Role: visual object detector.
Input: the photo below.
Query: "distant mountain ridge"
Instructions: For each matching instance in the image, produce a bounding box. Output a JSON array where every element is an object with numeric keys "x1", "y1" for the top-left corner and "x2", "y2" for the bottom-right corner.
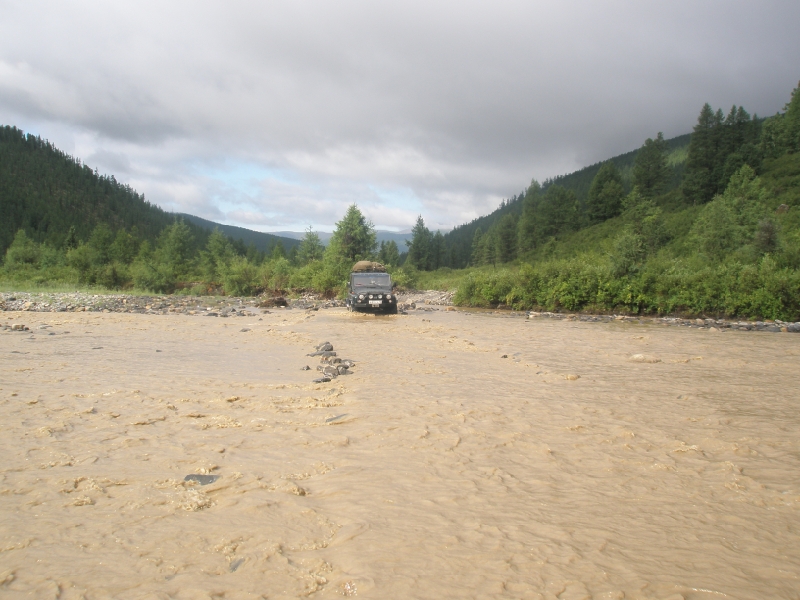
[
  {"x1": 273, "y1": 229, "x2": 423, "y2": 247},
  {"x1": 178, "y1": 214, "x2": 299, "y2": 252}
]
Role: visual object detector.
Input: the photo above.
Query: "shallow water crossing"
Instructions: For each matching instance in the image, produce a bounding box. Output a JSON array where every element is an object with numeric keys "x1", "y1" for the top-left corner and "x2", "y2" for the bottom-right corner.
[{"x1": 1, "y1": 307, "x2": 799, "y2": 599}]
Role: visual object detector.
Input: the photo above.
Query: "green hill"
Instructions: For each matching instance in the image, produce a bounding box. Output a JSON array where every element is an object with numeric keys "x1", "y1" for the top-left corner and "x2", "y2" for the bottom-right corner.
[
  {"x1": 0, "y1": 125, "x2": 297, "y2": 255},
  {"x1": 178, "y1": 213, "x2": 299, "y2": 253},
  {"x1": 443, "y1": 133, "x2": 693, "y2": 268},
  {"x1": 0, "y1": 125, "x2": 180, "y2": 253}
]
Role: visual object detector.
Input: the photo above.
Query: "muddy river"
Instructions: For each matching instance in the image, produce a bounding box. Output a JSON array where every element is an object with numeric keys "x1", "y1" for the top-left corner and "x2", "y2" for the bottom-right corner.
[{"x1": 1, "y1": 307, "x2": 798, "y2": 599}]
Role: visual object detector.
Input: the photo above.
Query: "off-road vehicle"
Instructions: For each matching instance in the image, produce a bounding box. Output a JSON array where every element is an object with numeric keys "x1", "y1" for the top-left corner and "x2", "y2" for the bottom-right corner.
[{"x1": 345, "y1": 261, "x2": 398, "y2": 314}]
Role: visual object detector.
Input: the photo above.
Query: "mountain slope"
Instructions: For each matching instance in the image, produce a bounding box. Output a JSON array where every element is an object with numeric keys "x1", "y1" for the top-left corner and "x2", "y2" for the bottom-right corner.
[
  {"x1": 178, "y1": 214, "x2": 299, "y2": 252},
  {"x1": 0, "y1": 125, "x2": 178, "y2": 252},
  {"x1": 443, "y1": 132, "x2": 692, "y2": 268},
  {"x1": 0, "y1": 125, "x2": 298, "y2": 255}
]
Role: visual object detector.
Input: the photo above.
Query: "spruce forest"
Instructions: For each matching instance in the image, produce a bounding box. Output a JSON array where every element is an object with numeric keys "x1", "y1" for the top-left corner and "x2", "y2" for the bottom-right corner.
[{"x1": 2, "y1": 81, "x2": 799, "y2": 320}]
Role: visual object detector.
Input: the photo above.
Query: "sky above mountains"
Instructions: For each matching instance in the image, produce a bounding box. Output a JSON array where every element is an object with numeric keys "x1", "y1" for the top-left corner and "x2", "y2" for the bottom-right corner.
[{"x1": 1, "y1": 1, "x2": 798, "y2": 233}]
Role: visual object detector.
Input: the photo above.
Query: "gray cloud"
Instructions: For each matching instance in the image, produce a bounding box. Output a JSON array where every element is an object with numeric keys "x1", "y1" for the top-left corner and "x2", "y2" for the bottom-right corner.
[{"x1": 1, "y1": 1, "x2": 798, "y2": 231}]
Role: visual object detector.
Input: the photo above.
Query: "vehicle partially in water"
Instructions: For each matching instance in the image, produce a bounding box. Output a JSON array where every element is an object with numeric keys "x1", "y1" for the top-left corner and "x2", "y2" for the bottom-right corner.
[{"x1": 345, "y1": 261, "x2": 398, "y2": 314}]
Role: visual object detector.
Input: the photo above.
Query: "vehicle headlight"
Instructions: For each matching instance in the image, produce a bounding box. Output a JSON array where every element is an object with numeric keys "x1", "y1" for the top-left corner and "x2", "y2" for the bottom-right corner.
[
  {"x1": 378, "y1": 294, "x2": 383, "y2": 299},
  {"x1": 368, "y1": 294, "x2": 373, "y2": 299},
  {"x1": 358, "y1": 294, "x2": 365, "y2": 300},
  {"x1": 386, "y1": 294, "x2": 392, "y2": 300}
]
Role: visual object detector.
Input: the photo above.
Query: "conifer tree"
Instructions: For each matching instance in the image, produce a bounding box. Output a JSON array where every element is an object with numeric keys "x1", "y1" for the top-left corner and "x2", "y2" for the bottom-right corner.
[
  {"x1": 496, "y1": 213, "x2": 518, "y2": 263},
  {"x1": 633, "y1": 133, "x2": 669, "y2": 197},
  {"x1": 587, "y1": 162, "x2": 624, "y2": 223},
  {"x1": 407, "y1": 216, "x2": 432, "y2": 270},
  {"x1": 683, "y1": 104, "x2": 718, "y2": 204},
  {"x1": 471, "y1": 227, "x2": 484, "y2": 265},
  {"x1": 297, "y1": 228, "x2": 324, "y2": 264},
  {"x1": 516, "y1": 180, "x2": 541, "y2": 255},
  {"x1": 431, "y1": 230, "x2": 445, "y2": 269},
  {"x1": 326, "y1": 204, "x2": 377, "y2": 262},
  {"x1": 378, "y1": 240, "x2": 400, "y2": 267}
]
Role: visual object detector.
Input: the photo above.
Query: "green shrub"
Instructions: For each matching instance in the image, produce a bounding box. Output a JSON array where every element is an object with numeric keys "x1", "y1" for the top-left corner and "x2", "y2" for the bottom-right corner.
[{"x1": 131, "y1": 260, "x2": 176, "y2": 294}]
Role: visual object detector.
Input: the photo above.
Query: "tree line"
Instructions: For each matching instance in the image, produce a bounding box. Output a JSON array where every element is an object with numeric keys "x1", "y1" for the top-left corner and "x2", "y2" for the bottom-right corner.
[{"x1": 2, "y1": 203, "x2": 416, "y2": 296}]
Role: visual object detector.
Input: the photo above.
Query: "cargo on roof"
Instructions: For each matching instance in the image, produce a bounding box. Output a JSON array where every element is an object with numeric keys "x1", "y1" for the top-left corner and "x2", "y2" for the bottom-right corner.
[{"x1": 351, "y1": 261, "x2": 386, "y2": 273}]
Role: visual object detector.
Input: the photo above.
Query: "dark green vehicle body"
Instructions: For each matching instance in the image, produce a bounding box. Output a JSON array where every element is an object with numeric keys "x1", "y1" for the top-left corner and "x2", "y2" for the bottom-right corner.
[{"x1": 346, "y1": 271, "x2": 398, "y2": 314}]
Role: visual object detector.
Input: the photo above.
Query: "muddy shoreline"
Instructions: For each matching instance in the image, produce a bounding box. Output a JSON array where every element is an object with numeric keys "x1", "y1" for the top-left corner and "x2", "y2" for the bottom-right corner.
[{"x1": 2, "y1": 290, "x2": 799, "y2": 334}]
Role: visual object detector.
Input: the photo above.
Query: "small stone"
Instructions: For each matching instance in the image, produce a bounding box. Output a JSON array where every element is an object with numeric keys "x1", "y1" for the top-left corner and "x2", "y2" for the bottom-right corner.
[
  {"x1": 301, "y1": 365, "x2": 311, "y2": 370},
  {"x1": 184, "y1": 474, "x2": 219, "y2": 485},
  {"x1": 313, "y1": 377, "x2": 332, "y2": 383},
  {"x1": 500, "y1": 354, "x2": 508, "y2": 358},
  {"x1": 564, "y1": 374, "x2": 580, "y2": 380},
  {"x1": 240, "y1": 328, "x2": 250, "y2": 332},
  {"x1": 629, "y1": 354, "x2": 661, "y2": 363}
]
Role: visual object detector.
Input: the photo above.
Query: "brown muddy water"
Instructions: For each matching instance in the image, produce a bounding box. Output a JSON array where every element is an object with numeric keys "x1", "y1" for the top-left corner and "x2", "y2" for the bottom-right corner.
[{"x1": 1, "y1": 308, "x2": 799, "y2": 599}]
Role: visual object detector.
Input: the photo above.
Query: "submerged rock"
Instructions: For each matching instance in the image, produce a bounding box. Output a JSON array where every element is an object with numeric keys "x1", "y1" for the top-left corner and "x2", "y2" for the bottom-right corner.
[
  {"x1": 184, "y1": 474, "x2": 219, "y2": 485},
  {"x1": 629, "y1": 354, "x2": 661, "y2": 363}
]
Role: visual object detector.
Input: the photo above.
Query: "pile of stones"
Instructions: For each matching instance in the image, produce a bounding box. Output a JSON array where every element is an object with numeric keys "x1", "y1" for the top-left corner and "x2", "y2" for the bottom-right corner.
[
  {"x1": 305, "y1": 342, "x2": 357, "y2": 383},
  {"x1": 397, "y1": 290, "x2": 455, "y2": 306}
]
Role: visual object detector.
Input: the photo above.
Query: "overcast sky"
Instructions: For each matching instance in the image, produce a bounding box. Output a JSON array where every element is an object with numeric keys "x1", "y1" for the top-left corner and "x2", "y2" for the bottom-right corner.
[{"x1": 1, "y1": 1, "x2": 798, "y2": 232}]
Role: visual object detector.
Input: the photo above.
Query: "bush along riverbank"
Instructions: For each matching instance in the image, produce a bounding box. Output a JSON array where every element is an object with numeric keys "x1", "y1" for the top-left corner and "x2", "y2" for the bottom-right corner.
[{"x1": 452, "y1": 252, "x2": 800, "y2": 322}]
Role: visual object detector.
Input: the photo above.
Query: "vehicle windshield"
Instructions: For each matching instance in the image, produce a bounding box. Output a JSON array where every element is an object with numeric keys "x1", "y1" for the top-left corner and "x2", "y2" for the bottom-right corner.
[{"x1": 351, "y1": 273, "x2": 392, "y2": 290}]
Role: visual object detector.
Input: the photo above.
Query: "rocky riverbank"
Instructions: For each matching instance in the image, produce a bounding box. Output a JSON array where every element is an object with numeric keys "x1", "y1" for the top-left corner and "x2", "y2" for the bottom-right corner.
[
  {"x1": 2, "y1": 290, "x2": 799, "y2": 332},
  {"x1": 0, "y1": 291, "x2": 344, "y2": 316}
]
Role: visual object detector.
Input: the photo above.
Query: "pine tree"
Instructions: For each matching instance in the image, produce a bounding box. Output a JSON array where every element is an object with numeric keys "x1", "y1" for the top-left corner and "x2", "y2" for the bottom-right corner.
[
  {"x1": 326, "y1": 204, "x2": 377, "y2": 262},
  {"x1": 516, "y1": 180, "x2": 541, "y2": 255},
  {"x1": 683, "y1": 104, "x2": 718, "y2": 204},
  {"x1": 587, "y1": 162, "x2": 624, "y2": 223},
  {"x1": 297, "y1": 227, "x2": 324, "y2": 264},
  {"x1": 406, "y1": 216, "x2": 432, "y2": 270},
  {"x1": 378, "y1": 240, "x2": 400, "y2": 266},
  {"x1": 431, "y1": 230, "x2": 445, "y2": 269},
  {"x1": 633, "y1": 133, "x2": 669, "y2": 197},
  {"x1": 471, "y1": 227, "x2": 484, "y2": 265},
  {"x1": 496, "y1": 213, "x2": 518, "y2": 263}
]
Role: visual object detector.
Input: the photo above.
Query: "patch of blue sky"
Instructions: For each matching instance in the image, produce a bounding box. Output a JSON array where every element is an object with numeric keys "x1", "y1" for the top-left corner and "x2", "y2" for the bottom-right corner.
[{"x1": 196, "y1": 159, "x2": 304, "y2": 197}]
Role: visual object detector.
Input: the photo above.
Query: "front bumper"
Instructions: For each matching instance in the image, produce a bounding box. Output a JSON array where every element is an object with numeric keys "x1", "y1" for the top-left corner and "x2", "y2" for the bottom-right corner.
[{"x1": 349, "y1": 295, "x2": 397, "y2": 311}]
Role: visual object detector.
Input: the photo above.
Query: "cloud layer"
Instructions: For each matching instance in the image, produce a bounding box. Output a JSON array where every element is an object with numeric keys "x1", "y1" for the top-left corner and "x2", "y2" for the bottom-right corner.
[{"x1": 2, "y1": 1, "x2": 798, "y2": 231}]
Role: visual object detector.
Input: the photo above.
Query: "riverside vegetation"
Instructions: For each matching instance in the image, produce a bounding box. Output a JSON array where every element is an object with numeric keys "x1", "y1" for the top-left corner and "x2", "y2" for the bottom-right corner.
[{"x1": 2, "y1": 82, "x2": 800, "y2": 320}]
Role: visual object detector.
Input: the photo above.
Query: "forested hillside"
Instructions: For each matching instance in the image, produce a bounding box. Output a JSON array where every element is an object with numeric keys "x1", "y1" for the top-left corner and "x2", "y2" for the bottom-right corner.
[
  {"x1": 438, "y1": 82, "x2": 800, "y2": 320},
  {"x1": 0, "y1": 125, "x2": 298, "y2": 257},
  {"x1": 0, "y1": 126, "x2": 179, "y2": 253},
  {"x1": 178, "y1": 213, "x2": 299, "y2": 253},
  {"x1": 442, "y1": 133, "x2": 693, "y2": 269}
]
